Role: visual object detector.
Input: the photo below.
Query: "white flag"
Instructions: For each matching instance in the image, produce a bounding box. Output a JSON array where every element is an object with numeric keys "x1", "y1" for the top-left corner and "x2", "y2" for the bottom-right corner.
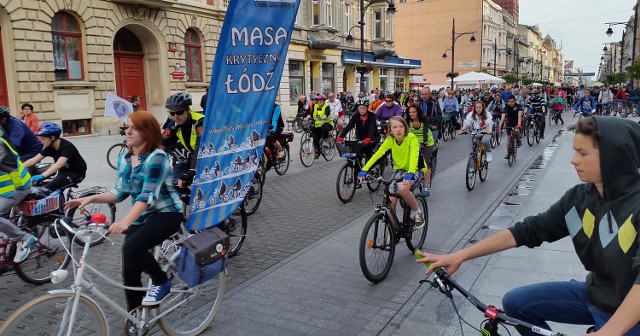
[{"x1": 105, "y1": 92, "x2": 133, "y2": 122}]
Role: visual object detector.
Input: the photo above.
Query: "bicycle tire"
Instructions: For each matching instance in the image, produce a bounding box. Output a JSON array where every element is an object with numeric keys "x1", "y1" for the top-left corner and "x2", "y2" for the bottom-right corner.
[
  {"x1": 274, "y1": 147, "x2": 290, "y2": 176},
  {"x1": 0, "y1": 293, "x2": 108, "y2": 335},
  {"x1": 292, "y1": 120, "x2": 304, "y2": 133},
  {"x1": 106, "y1": 143, "x2": 127, "y2": 170},
  {"x1": 450, "y1": 124, "x2": 456, "y2": 139},
  {"x1": 159, "y1": 271, "x2": 227, "y2": 336},
  {"x1": 490, "y1": 134, "x2": 497, "y2": 148},
  {"x1": 66, "y1": 198, "x2": 116, "y2": 247},
  {"x1": 321, "y1": 137, "x2": 336, "y2": 161},
  {"x1": 336, "y1": 162, "x2": 356, "y2": 204},
  {"x1": 479, "y1": 150, "x2": 488, "y2": 182},
  {"x1": 243, "y1": 174, "x2": 263, "y2": 216},
  {"x1": 405, "y1": 195, "x2": 428, "y2": 252},
  {"x1": 14, "y1": 221, "x2": 73, "y2": 285},
  {"x1": 442, "y1": 123, "x2": 449, "y2": 141},
  {"x1": 366, "y1": 161, "x2": 384, "y2": 192},
  {"x1": 299, "y1": 138, "x2": 315, "y2": 167},
  {"x1": 496, "y1": 130, "x2": 501, "y2": 145},
  {"x1": 359, "y1": 212, "x2": 395, "y2": 283},
  {"x1": 465, "y1": 154, "x2": 476, "y2": 191},
  {"x1": 224, "y1": 205, "x2": 247, "y2": 258},
  {"x1": 526, "y1": 124, "x2": 535, "y2": 146}
]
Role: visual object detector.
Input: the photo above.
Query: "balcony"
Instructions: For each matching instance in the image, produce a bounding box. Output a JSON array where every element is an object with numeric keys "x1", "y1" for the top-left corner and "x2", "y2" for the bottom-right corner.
[{"x1": 105, "y1": 0, "x2": 179, "y2": 9}]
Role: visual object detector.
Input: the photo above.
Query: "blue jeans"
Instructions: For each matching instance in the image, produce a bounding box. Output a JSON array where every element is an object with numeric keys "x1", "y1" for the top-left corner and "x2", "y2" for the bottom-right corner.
[{"x1": 502, "y1": 280, "x2": 640, "y2": 335}]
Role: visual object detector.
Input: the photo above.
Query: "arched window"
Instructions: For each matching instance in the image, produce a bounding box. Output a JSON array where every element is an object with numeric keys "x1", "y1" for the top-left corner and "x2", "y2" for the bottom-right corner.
[
  {"x1": 184, "y1": 29, "x2": 202, "y2": 82},
  {"x1": 51, "y1": 12, "x2": 84, "y2": 81}
]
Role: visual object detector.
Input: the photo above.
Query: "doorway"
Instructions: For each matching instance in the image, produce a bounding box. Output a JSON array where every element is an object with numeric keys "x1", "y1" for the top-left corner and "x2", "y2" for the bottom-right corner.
[{"x1": 113, "y1": 28, "x2": 146, "y2": 110}]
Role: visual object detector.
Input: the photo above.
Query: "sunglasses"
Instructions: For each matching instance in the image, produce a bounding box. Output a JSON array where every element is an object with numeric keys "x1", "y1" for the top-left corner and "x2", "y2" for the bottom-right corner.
[
  {"x1": 386, "y1": 99, "x2": 394, "y2": 102},
  {"x1": 169, "y1": 110, "x2": 186, "y2": 116}
]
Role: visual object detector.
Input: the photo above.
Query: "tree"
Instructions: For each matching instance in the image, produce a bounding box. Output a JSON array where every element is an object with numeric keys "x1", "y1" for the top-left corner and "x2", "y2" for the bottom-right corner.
[
  {"x1": 502, "y1": 73, "x2": 517, "y2": 84},
  {"x1": 446, "y1": 72, "x2": 459, "y2": 79},
  {"x1": 626, "y1": 61, "x2": 640, "y2": 80},
  {"x1": 523, "y1": 78, "x2": 534, "y2": 86}
]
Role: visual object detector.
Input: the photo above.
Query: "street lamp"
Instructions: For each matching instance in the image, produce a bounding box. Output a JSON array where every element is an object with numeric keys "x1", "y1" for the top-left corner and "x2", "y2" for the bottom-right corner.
[
  {"x1": 606, "y1": 11, "x2": 638, "y2": 64},
  {"x1": 491, "y1": 38, "x2": 512, "y2": 77},
  {"x1": 441, "y1": 18, "x2": 477, "y2": 88},
  {"x1": 350, "y1": 0, "x2": 396, "y2": 95}
]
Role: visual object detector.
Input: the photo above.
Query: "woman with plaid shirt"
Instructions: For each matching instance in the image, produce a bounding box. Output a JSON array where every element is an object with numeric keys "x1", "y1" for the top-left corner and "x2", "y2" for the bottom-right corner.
[{"x1": 65, "y1": 111, "x2": 183, "y2": 312}]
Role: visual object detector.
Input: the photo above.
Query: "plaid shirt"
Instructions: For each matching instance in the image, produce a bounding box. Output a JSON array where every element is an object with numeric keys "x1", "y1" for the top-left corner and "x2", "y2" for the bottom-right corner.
[{"x1": 110, "y1": 148, "x2": 183, "y2": 225}]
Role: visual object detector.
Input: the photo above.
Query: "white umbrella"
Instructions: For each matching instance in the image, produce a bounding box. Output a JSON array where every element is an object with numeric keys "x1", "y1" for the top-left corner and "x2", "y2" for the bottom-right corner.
[
  {"x1": 593, "y1": 82, "x2": 605, "y2": 86},
  {"x1": 452, "y1": 71, "x2": 506, "y2": 86}
]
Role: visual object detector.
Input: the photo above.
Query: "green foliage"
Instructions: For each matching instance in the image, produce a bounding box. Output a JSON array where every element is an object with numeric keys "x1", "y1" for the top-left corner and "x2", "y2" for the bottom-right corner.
[
  {"x1": 523, "y1": 78, "x2": 534, "y2": 85},
  {"x1": 626, "y1": 61, "x2": 640, "y2": 80},
  {"x1": 502, "y1": 73, "x2": 517, "y2": 84},
  {"x1": 446, "y1": 72, "x2": 459, "y2": 79}
]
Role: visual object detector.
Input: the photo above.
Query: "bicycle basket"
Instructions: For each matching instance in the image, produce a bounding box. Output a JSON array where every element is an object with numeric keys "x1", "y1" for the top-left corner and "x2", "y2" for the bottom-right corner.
[
  {"x1": 336, "y1": 140, "x2": 358, "y2": 158},
  {"x1": 302, "y1": 119, "x2": 313, "y2": 131},
  {"x1": 442, "y1": 113, "x2": 451, "y2": 122},
  {"x1": 17, "y1": 192, "x2": 61, "y2": 216}
]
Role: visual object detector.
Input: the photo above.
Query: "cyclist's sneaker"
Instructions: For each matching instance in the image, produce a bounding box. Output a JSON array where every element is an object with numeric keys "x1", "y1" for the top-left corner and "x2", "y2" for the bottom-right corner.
[
  {"x1": 486, "y1": 152, "x2": 493, "y2": 163},
  {"x1": 411, "y1": 210, "x2": 425, "y2": 229},
  {"x1": 422, "y1": 186, "x2": 430, "y2": 196},
  {"x1": 142, "y1": 279, "x2": 172, "y2": 306},
  {"x1": 14, "y1": 235, "x2": 37, "y2": 263},
  {"x1": 276, "y1": 150, "x2": 285, "y2": 159},
  {"x1": 504, "y1": 154, "x2": 509, "y2": 159}
]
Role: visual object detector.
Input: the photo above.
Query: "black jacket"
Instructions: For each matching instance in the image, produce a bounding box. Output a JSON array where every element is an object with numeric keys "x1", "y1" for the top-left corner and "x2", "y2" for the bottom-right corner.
[
  {"x1": 338, "y1": 112, "x2": 379, "y2": 142},
  {"x1": 508, "y1": 116, "x2": 640, "y2": 313}
]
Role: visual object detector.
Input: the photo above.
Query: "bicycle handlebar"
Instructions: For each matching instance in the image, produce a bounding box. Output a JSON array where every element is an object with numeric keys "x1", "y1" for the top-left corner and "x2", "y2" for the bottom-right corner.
[{"x1": 414, "y1": 250, "x2": 568, "y2": 336}]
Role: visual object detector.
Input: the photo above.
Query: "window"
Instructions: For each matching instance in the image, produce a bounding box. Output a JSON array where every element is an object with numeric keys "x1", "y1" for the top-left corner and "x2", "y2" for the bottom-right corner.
[
  {"x1": 63, "y1": 119, "x2": 91, "y2": 136},
  {"x1": 51, "y1": 12, "x2": 83, "y2": 81},
  {"x1": 374, "y1": 10, "x2": 382, "y2": 39},
  {"x1": 344, "y1": 4, "x2": 351, "y2": 34},
  {"x1": 379, "y1": 68, "x2": 387, "y2": 91},
  {"x1": 321, "y1": 63, "x2": 334, "y2": 95},
  {"x1": 386, "y1": 12, "x2": 393, "y2": 39},
  {"x1": 184, "y1": 29, "x2": 202, "y2": 82},
  {"x1": 312, "y1": 0, "x2": 320, "y2": 25},
  {"x1": 326, "y1": 0, "x2": 333, "y2": 27},
  {"x1": 395, "y1": 69, "x2": 406, "y2": 92},
  {"x1": 289, "y1": 61, "x2": 305, "y2": 105}
]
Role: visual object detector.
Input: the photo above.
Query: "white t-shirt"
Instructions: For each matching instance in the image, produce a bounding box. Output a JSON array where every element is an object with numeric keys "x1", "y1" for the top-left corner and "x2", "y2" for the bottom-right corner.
[
  {"x1": 464, "y1": 112, "x2": 493, "y2": 131},
  {"x1": 327, "y1": 99, "x2": 343, "y2": 119}
]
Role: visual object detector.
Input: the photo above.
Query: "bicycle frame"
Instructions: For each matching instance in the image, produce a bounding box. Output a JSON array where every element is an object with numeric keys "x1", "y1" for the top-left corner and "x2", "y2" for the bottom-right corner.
[{"x1": 52, "y1": 220, "x2": 204, "y2": 335}]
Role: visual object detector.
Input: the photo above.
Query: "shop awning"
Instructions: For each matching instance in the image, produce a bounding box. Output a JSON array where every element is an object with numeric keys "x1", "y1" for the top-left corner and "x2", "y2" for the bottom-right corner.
[{"x1": 342, "y1": 51, "x2": 421, "y2": 69}]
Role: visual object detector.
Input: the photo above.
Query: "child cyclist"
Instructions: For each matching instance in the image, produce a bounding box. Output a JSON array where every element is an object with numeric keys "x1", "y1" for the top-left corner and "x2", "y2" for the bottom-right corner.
[
  {"x1": 405, "y1": 104, "x2": 436, "y2": 196},
  {"x1": 357, "y1": 116, "x2": 424, "y2": 228}
]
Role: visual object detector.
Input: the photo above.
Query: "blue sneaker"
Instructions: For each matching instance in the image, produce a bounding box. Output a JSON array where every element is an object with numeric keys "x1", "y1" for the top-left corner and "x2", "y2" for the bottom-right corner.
[
  {"x1": 422, "y1": 187, "x2": 430, "y2": 196},
  {"x1": 14, "y1": 235, "x2": 37, "y2": 263},
  {"x1": 142, "y1": 279, "x2": 172, "y2": 306}
]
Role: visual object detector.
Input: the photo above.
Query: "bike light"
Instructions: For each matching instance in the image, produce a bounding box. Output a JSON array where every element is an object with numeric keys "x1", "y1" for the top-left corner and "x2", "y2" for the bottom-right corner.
[
  {"x1": 51, "y1": 270, "x2": 68, "y2": 284},
  {"x1": 91, "y1": 213, "x2": 107, "y2": 224}
]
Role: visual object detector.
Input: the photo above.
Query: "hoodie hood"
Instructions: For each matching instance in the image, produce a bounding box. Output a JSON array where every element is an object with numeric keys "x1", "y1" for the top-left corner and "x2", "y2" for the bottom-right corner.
[{"x1": 593, "y1": 116, "x2": 640, "y2": 200}]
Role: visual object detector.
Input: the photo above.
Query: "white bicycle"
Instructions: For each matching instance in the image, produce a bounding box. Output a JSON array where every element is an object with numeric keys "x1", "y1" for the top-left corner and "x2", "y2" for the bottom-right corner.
[{"x1": 0, "y1": 216, "x2": 227, "y2": 336}]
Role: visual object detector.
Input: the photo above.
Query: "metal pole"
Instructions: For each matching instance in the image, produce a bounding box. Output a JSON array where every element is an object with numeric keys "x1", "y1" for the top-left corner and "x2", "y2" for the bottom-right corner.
[
  {"x1": 621, "y1": 31, "x2": 625, "y2": 72},
  {"x1": 451, "y1": 18, "x2": 455, "y2": 89},
  {"x1": 494, "y1": 38, "x2": 497, "y2": 76},
  {"x1": 359, "y1": 0, "x2": 366, "y2": 95},
  {"x1": 633, "y1": 4, "x2": 638, "y2": 64}
]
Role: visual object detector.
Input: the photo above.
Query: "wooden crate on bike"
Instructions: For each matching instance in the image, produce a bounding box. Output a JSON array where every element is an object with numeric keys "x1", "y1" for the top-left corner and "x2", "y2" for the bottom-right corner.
[{"x1": 177, "y1": 226, "x2": 229, "y2": 287}]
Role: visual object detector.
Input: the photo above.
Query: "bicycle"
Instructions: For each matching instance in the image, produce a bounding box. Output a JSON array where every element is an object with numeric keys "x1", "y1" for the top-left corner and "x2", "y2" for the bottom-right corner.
[
  {"x1": 335, "y1": 140, "x2": 385, "y2": 203},
  {"x1": 415, "y1": 252, "x2": 573, "y2": 336},
  {"x1": 0, "y1": 217, "x2": 227, "y2": 336},
  {"x1": 525, "y1": 114, "x2": 540, "y2": 147},
  {"x1": 460, "y1": 131, "x2": 489, "y2": 191},
  {"x1": 441, "y1": 113, "x2": 456, "y2": 141},
  {"x1": 107, "y1": 126, "x2": 128, "y2": 170},
  {"x1": 299, "y1": 127, "x2": 336, "y2": 167},
  {"x1": 504, "y1": 127, "x2": 519, "y2": 167},
  {"x1": 358, "y1": 172, "x2": 428, "y2": 283},
  {"x1": 489, "y1": 113, "x2": 502, "y2": 149}
]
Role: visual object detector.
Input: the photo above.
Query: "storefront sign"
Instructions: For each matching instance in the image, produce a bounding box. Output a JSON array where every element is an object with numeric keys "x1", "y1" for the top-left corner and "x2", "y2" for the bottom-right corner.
[
  {"x1": 306, "y1": 50, "x2": 326, "y2": 61},
  {"x1": 187, "y1": 0, "x2": 300, "y2": 230},
  {"x1": 458, "y1": 61, "x2": 477, "y2": 68}
]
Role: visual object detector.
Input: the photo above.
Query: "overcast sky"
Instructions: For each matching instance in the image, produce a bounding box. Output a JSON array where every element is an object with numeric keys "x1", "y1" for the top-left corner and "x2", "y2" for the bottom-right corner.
[{"x1": 519, "y1": 0, "x2": 636, "y2": 78}]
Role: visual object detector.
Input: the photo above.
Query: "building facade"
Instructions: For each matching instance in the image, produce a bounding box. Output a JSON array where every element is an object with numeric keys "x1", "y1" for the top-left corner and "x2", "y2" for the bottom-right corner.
[
  {"x1": 480, "y1": 0, "x2": 507, "y2": 77},
  {"x1": 493, "y1": 0, "x2": 518, "y2": 20},
  {"x1": 0, "y1": 0, "x2": 228, "y2": 135}
]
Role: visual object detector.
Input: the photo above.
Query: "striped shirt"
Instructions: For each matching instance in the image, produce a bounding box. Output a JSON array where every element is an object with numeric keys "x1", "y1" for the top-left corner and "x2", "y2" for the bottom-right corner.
[
  {"x1": 110, "y1": 148, "x2": 183, "y2": 225},
  {"x1": 527, "y1": 97, "x2": 545, "y2": 114}
]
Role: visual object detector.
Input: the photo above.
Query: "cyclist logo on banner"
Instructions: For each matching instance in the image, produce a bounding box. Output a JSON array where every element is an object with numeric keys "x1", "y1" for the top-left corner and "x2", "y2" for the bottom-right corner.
[{"x1": 186, "y1": 0, "x2": 301, "y2": 231}]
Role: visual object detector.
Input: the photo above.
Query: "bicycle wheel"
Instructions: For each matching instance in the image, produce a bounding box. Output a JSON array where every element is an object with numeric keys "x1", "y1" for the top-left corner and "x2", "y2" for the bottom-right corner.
[
  {"x1": 479, "y1": 151, "x2": 488, "y2": 182},
  {"x1": 106, "y1": 143, "x2": 127, "y2": 170},
  {"x1": 224, "y1": 205, "x2": 247, "y2": 257},
  {"x1": 15, "y1": 221, "x2": 72, "y2": 285},
  {"x1": 405, "y1": 195, "x2": 428, "y2": 252},
  {"x1": 293, "y1": 120, "x2": 304, "y2": 133},
  {"x1": 336, "y1": 162, "x2": 356, "y2": 203},
  {"x1": 0, "y1": 293, "x2": 108, "y2": 335},
  {"x1": 359, "y1": 212, "x2": 395, "y2": 283},
  {"x1": 159, "y1": 271, "x2": 227, "y2": 336},
  {"x1": 273, "y1": 147, "x2": 290, "y2": 176},
  {"x1": 534, "y1": 122, "x2": 541, "y2": 143},
  {"x1": 526, "y1": 124, "x2": 535, "y2": 146},
  {"x1": 496, "y1": 129, "x2": 501, "y2": 145},
  {"x1": 366, "y1": 161, "x2": 384, "y2": 192},
  {"x1": 321, "y1": 137, "x2": 336, "y2": 161},
  {"x1": 243, "y1": 174, "x2": 263, "y2": 216},
  {"x1": 442, "y1": 123, "x2": 449, "y2": 141},
  {"x1": 490, "y1": 133, "x2": 497, "y2": 148},
  {"x1": 450, "y1": 124, "x2": 457, "y2": 139},
  {"x1": 299, "y1": 138, "x2": 315, "y2": 167},
  {"x1": 66, "y1": 198, "x2": 116, "y2": 247},
  {"x1": 508, "y1": 138, "x2": 516, "y2": 167},
  {"x1": 465, "y1": 154, "x2": 477, "y2": 191}
]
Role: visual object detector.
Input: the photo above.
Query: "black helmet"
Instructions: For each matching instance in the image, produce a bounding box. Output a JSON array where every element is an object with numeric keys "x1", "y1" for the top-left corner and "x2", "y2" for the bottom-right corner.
[
  {"x1": 0, "y1": 106, "x2": 10, "y2": 119},
  {"x1": 165, "y1": 93, "x2": 192, "y2": 110},
  {"x1": 530, "y1": 89, "x2": 539, "y2": 94}
]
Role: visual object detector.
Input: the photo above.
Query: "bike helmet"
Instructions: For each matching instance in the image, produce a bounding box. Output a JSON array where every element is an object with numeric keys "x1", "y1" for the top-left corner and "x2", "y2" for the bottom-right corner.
[
  {"x1": 530, "y1": 89, "x2": 539, "y2": 95},
  {"x1": 37, "y1": 122, "x2": 62, "y2": 137},
  {"x1": 0, "y1": 106, "x2": 10, "y2": 119},
  {"x1": 316, "y1": 94, "x2": 327, "y2": 100},
  {"x1": 165, "y1": 93, "x2": 192, "y2": 110}
]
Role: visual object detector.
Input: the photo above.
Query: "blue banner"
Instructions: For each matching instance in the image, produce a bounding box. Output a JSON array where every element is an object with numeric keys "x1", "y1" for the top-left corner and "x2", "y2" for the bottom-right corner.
[{"x1": 187, "y1": 0, "x2": 301, "y2": 230}]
